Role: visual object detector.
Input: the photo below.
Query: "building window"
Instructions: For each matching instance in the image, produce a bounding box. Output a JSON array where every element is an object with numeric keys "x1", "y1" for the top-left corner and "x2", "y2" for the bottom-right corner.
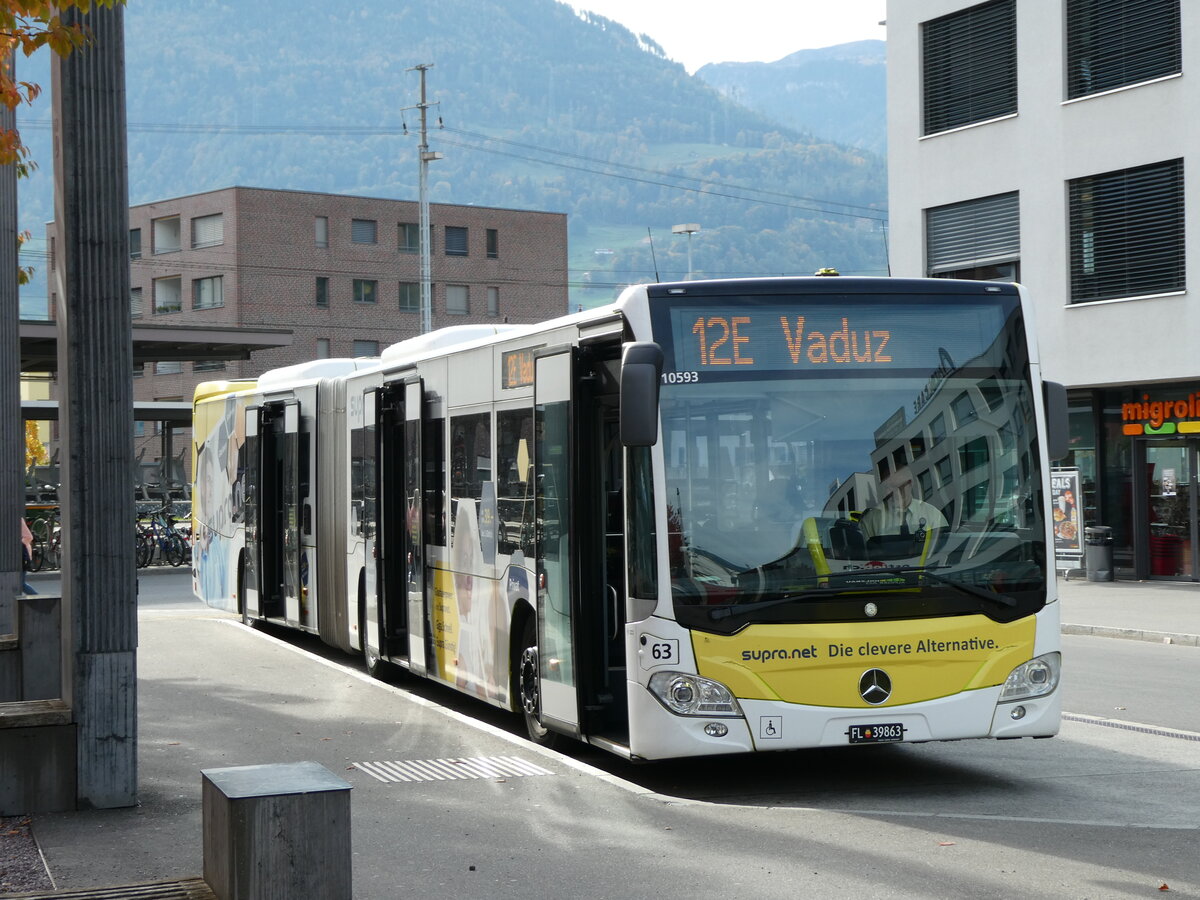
[
  {"x1": 352, "y1": 339, "x2": 379, "y2": 357},
  {"x1": 132, "y1": 363, "x2": 144, "y2": 378},
  {"x1": 316, "y1": 338, "x2": 331, "y2": 359},
  {"x1": 316, "y1": 276, "x2": 329, "y2": 308},
  {"x1": 399, "y1": 222, "x2": 420, "y2": 253},
  {"x1": 445, "y1": 226, "x2": 468, "y2": 257},
  {"x1": 192, "y1": 275, "x2": 224, "y2": 309},
  {"x1": 446, "y1": 284, "x2": 469, "y2": 315},
  {"x1": 154, "y1": 276, "x2": 182, "y2": 314},
  {"x1": 152, "y1": 216, "x2": 181, "y2": 254},
  {"x1": 951, "y1": 392, "x2": 978, "y2": 428},
  {"x1": 487, "y1": 286, "x2": 499, "y2": 316},
  {"x1": 353, "y1": 279, "x2": 378, "y2": 304},
  {"x1": 129, "y1": 228, "x2": 141, "y2": 260},
  {"x1": 926, "y1": 191, "x2": 1019, "y2": 280},
  {"x1": 194, "y1": 360, "x2": 227, "y2": 373},
  {"x1": 155, "y1": 361, "x2": 183, "y2": 375},
  {"x1": 351, "y1": 218, "x2": 378, "y2": 244},
  {"x1": 1066, "y1": 0, "x2": 1180, "y2": 99},
  {"x1": 191, "y1": 213, "x2": 224, "y2": 249},
  {"x1": 922, "y1": 0, "x2": 1016, "y2": 135},
  {"x1": 1068, "y1": 158, "x2": 1184, "y2": 303},
  {"x1": 486, "y1": 228, "x2": 498, "y2": 259},
  {"x1": 399, "y1": 282, "x2": 420, "y2": 312},
  {"x1": 130, "y1": 287, "x2": 143, "y2": 318},
  {"x1": 315, "y1": 216, "x2": 329, "y2": 248}
]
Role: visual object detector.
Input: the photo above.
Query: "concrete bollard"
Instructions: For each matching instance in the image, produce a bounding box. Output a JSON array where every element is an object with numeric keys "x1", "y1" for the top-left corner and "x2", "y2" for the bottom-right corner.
[{"x1": 202, "y1": 761, "x2": 352, "y2": 900}]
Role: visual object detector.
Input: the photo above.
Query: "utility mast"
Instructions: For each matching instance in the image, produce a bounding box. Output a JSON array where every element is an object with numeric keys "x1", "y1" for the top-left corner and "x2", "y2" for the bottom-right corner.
[{"x1": 404, "y1": 64, "x2": 441, "y2": 335}]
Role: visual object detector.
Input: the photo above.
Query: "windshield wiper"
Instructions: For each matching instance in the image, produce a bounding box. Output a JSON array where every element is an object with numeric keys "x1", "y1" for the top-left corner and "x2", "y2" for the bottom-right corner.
[
  {"x1": 871, "y1": 566, "x2": 1017, "y2": 607},
  {"x1": 708, "y1": 566, "x2": 1016, "y2": 622},
  {"x1": 709, "y1": 588, "x2": 833, "y2": 621}
]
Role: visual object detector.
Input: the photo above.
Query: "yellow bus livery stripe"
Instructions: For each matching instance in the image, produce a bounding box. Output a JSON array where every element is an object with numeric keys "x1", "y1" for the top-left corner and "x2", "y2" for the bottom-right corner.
[{"x1": 693, "y1": 615, "x2": 1037, "y2": 708}]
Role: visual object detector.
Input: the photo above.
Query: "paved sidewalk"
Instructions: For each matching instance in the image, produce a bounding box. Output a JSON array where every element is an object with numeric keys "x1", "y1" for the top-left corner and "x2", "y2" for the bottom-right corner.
[
  {"x1": 1058, "y1": 575, "x2": 1200, "y2": 646},
  {"x1": 3, "y1": 574, "x2": 1197, "y2": 898}
]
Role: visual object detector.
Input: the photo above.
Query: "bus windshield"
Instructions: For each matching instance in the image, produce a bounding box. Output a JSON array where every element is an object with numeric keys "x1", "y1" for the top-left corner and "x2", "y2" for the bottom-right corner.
[{"x1": 650, "y1": 286, "x2": 1048, "y2": 632}]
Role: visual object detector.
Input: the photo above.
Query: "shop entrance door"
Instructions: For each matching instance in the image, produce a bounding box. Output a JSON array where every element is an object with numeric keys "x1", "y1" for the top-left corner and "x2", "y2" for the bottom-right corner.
[{"x1": 1137, "y1": 439, "x2": 1199, "y2": 580}]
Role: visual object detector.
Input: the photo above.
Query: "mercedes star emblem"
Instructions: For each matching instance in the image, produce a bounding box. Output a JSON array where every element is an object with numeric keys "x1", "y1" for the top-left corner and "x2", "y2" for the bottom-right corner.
[{"x1": 859, "y1": 668, "x2": 892, "y2": 705}]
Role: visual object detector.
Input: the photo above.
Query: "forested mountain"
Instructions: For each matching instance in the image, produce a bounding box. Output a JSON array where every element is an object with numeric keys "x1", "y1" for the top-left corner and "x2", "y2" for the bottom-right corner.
[
  {"x1": 17, "y1": 0, "x2": 887, "y2": 314},
  {"x1": 695, "y1": 41, "x2": 887, "y2": 155}
]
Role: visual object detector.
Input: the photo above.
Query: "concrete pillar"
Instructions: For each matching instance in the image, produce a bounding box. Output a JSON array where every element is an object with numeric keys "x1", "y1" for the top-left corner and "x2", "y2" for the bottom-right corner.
[
  {"x1": 1, "y1": 52, "x2": 21, "y2": 635},
  {"x1": 51, "y1": 4, "x2": 137, "y2": 809},
  {"x1": 202, "y1": 762, "x2": 353, "y2": 900}
]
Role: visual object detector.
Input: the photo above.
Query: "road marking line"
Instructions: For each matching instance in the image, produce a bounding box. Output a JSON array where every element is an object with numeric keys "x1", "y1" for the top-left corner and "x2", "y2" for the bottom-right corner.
[{"x1": 353, "y1": 755, "x2": 553, "y2": 784}]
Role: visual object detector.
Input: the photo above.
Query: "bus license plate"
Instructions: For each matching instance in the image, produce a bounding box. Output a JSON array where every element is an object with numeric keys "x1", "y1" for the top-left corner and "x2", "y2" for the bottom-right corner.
[{"x1": 847, "y1": 723, "x2": 904, "y2": 744}]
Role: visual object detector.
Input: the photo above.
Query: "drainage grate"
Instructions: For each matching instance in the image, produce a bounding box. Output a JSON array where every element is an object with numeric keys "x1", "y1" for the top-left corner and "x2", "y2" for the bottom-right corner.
[
  {"x1": 1064, "y1": 712, "x2": 1200, "y2": 742},
  {"x1": 352, "y1": 755, "x2": 554, "y2": 784},
  {"x1": 7, "y1": 878, "x2": 215, "y2": 899}
]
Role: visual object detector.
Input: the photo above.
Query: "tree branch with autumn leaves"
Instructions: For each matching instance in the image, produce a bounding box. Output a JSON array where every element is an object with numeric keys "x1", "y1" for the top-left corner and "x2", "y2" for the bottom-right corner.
[{"x1": 2, "y1": 0, "x2": 123, "y2": 281}]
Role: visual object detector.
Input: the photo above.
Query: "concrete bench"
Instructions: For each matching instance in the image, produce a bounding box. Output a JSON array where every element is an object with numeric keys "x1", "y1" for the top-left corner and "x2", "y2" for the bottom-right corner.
[
  {"x1": 0, "y1": 698, "x2": 76, "y2": 815},
  {"x1": 0, "y1": 595, "x2": 62, "y2": 703}
]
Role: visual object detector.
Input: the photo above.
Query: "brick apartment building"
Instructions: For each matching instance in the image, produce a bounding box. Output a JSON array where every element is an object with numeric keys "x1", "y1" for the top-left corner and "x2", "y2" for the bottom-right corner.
[{"x1": 44, "y1": 186, "x2": 569, "y2": 487}]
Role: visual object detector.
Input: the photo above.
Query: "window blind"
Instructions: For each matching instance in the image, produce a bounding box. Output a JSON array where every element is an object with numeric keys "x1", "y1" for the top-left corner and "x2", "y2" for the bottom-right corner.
[
  {"x1": 922, "y1": 0, "x2": 1017, "y2": 135},
  {"x1": 1067, "y1": 0, "x2": 1180, "y2": 99},
  {"x1": 1069, "y1": 158, "x2": 1184, "y2": 303},
  {"x1": 191, "y1": 214, "x2": 224, "y2": 249},
  {"x1": 926, "y1": 192, "x2": 1019, "y2": 273}
]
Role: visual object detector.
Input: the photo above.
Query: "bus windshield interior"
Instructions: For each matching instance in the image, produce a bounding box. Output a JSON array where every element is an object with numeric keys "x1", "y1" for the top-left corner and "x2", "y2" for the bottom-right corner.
[{"x1": 651, "y1": 290, "x2": 1048, "y2": 630}]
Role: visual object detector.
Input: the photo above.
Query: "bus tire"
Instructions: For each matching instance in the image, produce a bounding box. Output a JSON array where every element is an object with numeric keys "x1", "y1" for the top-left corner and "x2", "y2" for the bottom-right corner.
[
  {"x1": 360, "y1": 588, "x2": 383, "y2": 679},
  {"x1": 518, "y1": 616, "x2": 556, "y2": 747},
  {"x1": 238, "y1": 554, "x2": 252, "y2": 626}
]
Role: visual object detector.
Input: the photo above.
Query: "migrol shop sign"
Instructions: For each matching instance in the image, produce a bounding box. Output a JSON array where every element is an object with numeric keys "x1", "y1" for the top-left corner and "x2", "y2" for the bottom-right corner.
[{"x1": 1121, "y1": 391, "x2": 1200, "y2": 435}]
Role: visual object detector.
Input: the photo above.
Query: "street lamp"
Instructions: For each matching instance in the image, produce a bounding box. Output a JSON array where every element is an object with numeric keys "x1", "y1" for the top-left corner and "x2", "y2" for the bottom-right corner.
[{"x1": 672, "y1": 223, "x2": 701, "y2": 280}]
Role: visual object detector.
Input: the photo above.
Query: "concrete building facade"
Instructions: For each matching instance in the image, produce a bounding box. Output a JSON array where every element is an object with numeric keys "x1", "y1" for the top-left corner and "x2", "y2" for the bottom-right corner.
[{"x1": 886, "y1": 0, "x2": 1199, "y2": 579}]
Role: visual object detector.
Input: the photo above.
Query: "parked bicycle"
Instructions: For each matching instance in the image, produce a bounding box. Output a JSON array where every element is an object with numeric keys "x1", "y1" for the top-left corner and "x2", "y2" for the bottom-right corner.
[
  {"x1": 136, "y1": 502, "x2": 190, "y2": 568},
  {"x1": 26, "y1": 506, "x2": 61, "y2": 572}
]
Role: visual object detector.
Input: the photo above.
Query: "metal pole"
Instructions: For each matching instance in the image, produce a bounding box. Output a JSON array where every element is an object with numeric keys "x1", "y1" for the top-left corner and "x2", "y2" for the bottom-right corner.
[
  {"x1": 407, "y1": 64, "x2": 440, "y2": 335},
  {"x1": 672, "y1": 223, "x2": 701, "y2": 281}
]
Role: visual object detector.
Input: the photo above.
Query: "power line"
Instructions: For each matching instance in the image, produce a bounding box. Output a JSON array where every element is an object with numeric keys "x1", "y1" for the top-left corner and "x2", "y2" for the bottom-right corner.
[{"x1": 16, "y1": 116, "x2": 888, "y2": 222}]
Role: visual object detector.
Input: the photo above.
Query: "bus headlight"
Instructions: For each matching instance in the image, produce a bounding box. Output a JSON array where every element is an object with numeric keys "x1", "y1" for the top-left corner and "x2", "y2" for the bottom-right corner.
[
  {"x1": 999, "y1": 652, "x2": 1061, "y2": 702},
  {"x1": 648, "y1": 672, "x2": 743, "y2": 717}
]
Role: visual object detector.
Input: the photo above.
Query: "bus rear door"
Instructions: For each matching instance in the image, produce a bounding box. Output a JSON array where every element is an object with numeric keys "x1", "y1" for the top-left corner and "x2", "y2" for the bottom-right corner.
[{"x1": 252, "y1": 399, "x2": 302, "y2": 621}]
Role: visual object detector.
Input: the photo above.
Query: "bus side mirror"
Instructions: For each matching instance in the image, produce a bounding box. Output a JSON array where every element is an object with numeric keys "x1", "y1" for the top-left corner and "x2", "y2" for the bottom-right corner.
[
  {"x1": 620, "y1": 342, "x2": 663, "y2": 447},
  {"x1": 1044, "y1": 380, "x2": 1068, "y2": 460}
]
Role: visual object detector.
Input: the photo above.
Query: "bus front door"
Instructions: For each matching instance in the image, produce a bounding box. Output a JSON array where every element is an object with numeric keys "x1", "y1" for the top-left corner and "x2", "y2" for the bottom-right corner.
[{"x1": 534, "y1": 351, "x2": 581, "y2": 737}]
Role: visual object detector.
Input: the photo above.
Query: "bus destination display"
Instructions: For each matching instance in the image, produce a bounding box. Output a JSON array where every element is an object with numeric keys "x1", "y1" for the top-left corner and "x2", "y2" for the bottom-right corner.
[{"x1": 661, "y1": 302, "x2": 1009, "y2": 377}]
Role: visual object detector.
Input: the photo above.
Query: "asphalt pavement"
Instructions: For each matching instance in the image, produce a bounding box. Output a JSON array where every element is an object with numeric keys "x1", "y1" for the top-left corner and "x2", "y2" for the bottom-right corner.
[{"x1": 5, "y1": 571, "x2": 1198, "y2": 898}]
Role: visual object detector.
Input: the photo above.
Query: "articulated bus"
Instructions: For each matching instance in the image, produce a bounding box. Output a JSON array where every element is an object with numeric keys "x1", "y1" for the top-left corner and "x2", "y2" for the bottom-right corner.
[{"x1": 192, "y1": 277, "x2": 1068, "y2": 760}]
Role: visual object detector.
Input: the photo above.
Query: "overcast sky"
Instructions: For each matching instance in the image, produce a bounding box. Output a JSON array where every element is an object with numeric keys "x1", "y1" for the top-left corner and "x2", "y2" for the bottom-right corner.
[{"x1": 567, "y1": 0, "x2": 888, "y2": 73}]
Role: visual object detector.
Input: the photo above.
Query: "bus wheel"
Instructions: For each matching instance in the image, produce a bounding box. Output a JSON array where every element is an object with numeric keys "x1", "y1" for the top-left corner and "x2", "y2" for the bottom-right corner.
[
  {"x1": 237, "y1": 556, "x2": 251, "y2": 626},
  {"x1": 360, "y1": 598, "x2": 383, "y2": 679},
  {"x1": 518, "y1": 617, "x2": 556, "y2": 747}
]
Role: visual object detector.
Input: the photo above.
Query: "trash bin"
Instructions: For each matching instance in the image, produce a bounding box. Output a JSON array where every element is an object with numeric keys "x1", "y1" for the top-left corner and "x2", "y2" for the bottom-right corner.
[{"x1": 1084, "y1": 525, "x2": 1114, "y2": 582}]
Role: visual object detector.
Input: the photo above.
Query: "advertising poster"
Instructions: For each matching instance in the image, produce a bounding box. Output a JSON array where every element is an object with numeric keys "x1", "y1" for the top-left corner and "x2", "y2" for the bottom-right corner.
[{"x1": 1051, "y1": 468, "x2": 1083, "y2": 568}]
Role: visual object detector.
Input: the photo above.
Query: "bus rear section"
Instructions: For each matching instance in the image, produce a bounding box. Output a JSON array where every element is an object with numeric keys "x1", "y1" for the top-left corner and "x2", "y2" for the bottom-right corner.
[{"x1": 621, "y1": 278, "x2": 1063, "y2": 759}]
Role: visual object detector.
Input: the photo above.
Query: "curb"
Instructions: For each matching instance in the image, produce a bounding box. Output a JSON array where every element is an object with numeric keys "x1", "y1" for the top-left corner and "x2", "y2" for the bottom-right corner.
[{"x1": 1062, "y1": 623, "x2": 1200, "y2": 647}]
